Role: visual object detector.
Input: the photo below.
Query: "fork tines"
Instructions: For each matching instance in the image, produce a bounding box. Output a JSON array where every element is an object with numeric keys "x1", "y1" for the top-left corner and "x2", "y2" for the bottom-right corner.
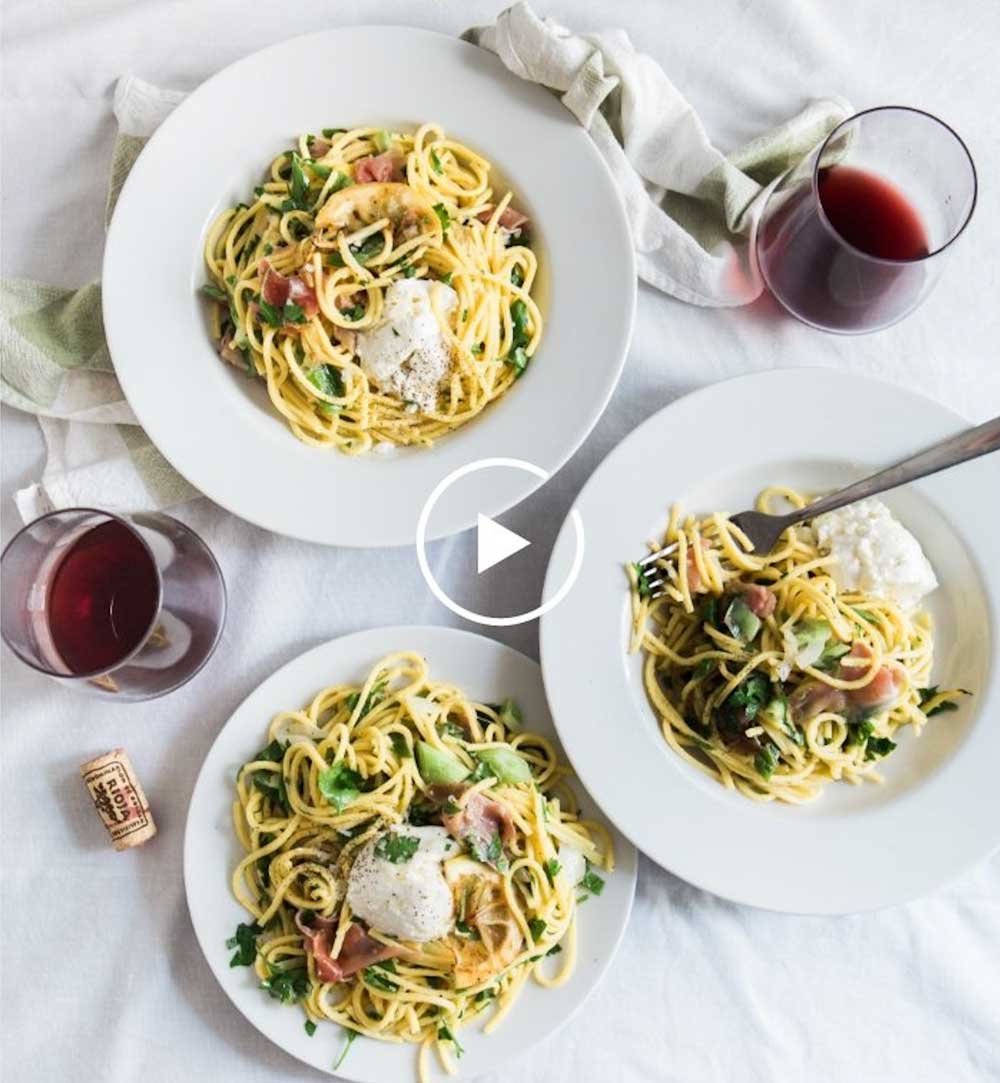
[{"x1": 635, "y1": 540, "x2": 679, "y2": 600}]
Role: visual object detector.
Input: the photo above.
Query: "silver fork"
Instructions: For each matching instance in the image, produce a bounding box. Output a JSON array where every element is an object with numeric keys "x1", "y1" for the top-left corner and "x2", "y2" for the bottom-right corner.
[{"x1": 635, "y1": 414, "x2": 1000, "y2": 599}]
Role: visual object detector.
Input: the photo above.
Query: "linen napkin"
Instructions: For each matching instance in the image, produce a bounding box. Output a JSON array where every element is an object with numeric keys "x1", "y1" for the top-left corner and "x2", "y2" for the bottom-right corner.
[{"x1": 1, "y1": 5, "x2": 852, "y2": 520}]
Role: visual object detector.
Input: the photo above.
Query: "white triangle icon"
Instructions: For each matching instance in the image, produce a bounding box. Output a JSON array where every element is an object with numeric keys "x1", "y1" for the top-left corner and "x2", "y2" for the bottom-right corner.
[{"x1": 477, "y1": 514, "x2": 531, "y2": 574}]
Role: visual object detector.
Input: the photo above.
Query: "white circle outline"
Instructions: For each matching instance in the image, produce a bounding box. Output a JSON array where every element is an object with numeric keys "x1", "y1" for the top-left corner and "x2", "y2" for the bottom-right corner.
[{"x1": 416, "y1": 457, "x2": 585, "y2": 627}]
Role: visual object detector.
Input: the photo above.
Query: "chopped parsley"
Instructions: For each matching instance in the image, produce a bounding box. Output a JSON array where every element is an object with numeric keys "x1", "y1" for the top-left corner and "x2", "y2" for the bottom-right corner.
[
  {"x1": 543, "y1": 857, "x2": 561, "y2": 884},
  {"x1": 304, "y1": 1020, "x2": 317, "y2": 1037},
  {"x1": 528, "y1": 917, "x2": 547, "y2": 942},
  {"x1": 430, "y1": 148, "x2": 443, "y2": 173},
  {"x1": 754, "y1": 742, "x2": 780, "y2": 780},
  {"x1": 374, "y1": 831, "x2": 421, "y2": 864},
  {"x1": 362, "y1": 962, "x2": 399, "y2": 992},
  {"x1": 468, "y1": 831, "x2": 504, "y2": 867},
  {"x1": 511, "y1": 265, "x2": 524, "y2": 287},
  {"x1": 307, "y1": 363, "x2": 345, "y2": 401},
  {"x1": 288, "y1": 152, "x2": 311, "y2": 211},
  {"x1": 918, "y1": 686, "x2": 972, "y2": 717},
  {"x1": 693, "y1": 657, "x2": 715, "y2": 680},
  {"x1": 225, "y1": 921, "x2": 262, "y2": 967},
  {"x1": 580, "y1": 867, "x2": 605, "y2": 896},
  {"x1": 346, "y1": 678, "x2": 388, "y2": 717},
  {"x1": 631, "y1": 561, "x2": 652, "y2": 598},
  {"x1": 201, "y1": 283, "x2": 228, "y2": 302},
  {"x1": 389, "y1": 732, "x2": 412, "y2": 758},
  {"x1": 440, "y1": 272, "x2": 453, "y2": 285},
  {"x1": 333, "y1": 1029, "x2": 358, "y2": 1070},
  {"x1": 865, "y1": 736, "x2": 897, "y2": 760},
  {"x1": 432, "y1": 203, "x2": 451, "y2": 233},
  {"x1": 317, "y1": 761, "x2": 362, "y2": 813},
  {"x1": 260, "y1": 963, "x2": 309, "y2": 1003},
  {"x1": 437, "y1": 1025, "x2": 464, "y2": 1058}
]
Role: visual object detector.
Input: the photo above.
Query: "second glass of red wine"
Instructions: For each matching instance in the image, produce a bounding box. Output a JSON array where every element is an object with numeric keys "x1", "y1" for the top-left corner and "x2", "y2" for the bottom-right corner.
[
  {"x1": 756, "y1": 106, "x2": 977, "y2": 333},
  {"x1": 1, "y1": 509, "x2": 226, "y2": 700}
]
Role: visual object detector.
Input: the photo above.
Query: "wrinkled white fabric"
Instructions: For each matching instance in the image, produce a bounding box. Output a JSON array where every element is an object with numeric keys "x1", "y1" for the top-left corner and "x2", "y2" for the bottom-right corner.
[{"x1": 2, "y1": 2, "x2": 1000, "y2": 1083}]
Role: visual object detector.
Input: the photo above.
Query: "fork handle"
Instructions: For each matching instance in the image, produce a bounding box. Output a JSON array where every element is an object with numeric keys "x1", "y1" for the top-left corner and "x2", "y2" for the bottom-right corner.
[{"x1": 785, "y1": 414, "x2": 1000, "y2": 525}]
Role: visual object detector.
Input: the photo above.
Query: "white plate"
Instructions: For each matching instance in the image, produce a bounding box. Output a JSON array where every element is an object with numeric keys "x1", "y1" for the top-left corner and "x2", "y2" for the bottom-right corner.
[
  {"x1": 540, "y1": 368, "x2": 1000, "y2": 914},
  {"x1": 183, "y1": 625, "x2": 637, "y2": 1080},
  {"x1": 103, "y1": 27, "x2": 635, "y2": 547}
]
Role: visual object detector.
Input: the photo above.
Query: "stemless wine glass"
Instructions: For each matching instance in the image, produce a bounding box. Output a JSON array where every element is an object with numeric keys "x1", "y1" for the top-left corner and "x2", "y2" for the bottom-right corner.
[
  {"x1": 1, "y1": 509, "x2": 226, "y2": 700},
  {"x1": 756, "y1": 106, "x2": 977, "y2": 333}
]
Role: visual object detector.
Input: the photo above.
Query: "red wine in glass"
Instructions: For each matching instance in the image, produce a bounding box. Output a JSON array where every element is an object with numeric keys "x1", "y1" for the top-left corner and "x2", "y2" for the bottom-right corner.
[
  {"x1": 46, "y1": 519, "x2": 160, "y2": 675},
  {"x1": 1, "y1": 510, "x2": 226, "y2": 700},
  {"x1": 756, "y1": 107, "x2": 977, "y2": 334},
  {"x1": 817, "y1": 166, "x2": 929, "y2": 261}
]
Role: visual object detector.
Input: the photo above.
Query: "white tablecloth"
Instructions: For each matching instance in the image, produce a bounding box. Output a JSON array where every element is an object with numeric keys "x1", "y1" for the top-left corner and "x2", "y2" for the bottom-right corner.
[{"x1": 3, "y1": 2, "x2": 1000, "y2": 1081}]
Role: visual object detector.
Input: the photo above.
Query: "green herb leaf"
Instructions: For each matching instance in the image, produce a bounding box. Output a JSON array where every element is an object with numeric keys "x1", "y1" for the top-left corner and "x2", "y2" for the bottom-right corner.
[
  {"x1": 374, "y1": 831, "x2": 421, "y2": 864},
  {"x1": 440, "y1": 272, "x2": 453, "y2": 285},
  {"x1": 510, "y1": 300, "x2": 530, "y2": 349},
  {"x1": 389, "y1": 732, "x2": 412, "y2": 759},
  {"x1": 693, "y1": 657, "x2": 715, "y2": 679},
  {"x1": 311, "y1": 161, "x2": 332, "y2": 178},
  {"x1": 430, "y1": 148, "x2": 443, "y2": 173},
  {"x1": 373, "y1": 129, "x2": 393, "y2": 153},
  {"x1": 580, "y1": 868, "x2": 605, "y2": 896},
  {"x1": 474, "y1": 987, "x2": 497, "y2": 1004},
  {"x1": 918, "y1": 686, "x2": 972, "y2": 717},
  {"x1": 307, "y1": 364, "x2": 346, "y2": 400},
  {"x1": 322, "y1": 127, "x2": 342, "y2": 139},
  {"x1": 846, "y1": 719, "x2": 875, "y2": 747},
  {"x1": 257, "y1": 298, "x2": 284, "y2": 327},
  {"x1": 865, "y1": 736, "x2": 897, "y2": 760},
  {"x1": 506, "y1": 346, "x2": 529, "y2": 377},
  {"x1": 511, "y1": 265, "x2": 524, "y2": 288},
  {"x1": 528, "y1": 917, "x2": 547, "y2": 942},
  {"x1": 226, "y1": 921, "x2": 262, "y2": 967},
  {"x1": 317, "y1": 761, "x2": 362, "y2": 813},
  {"x1": 362, "y1": 964, "x2": 399, "y2": 992},
  {"x1": 289, "y1": 152, "x2": 311, "y2": 211},
  {"x1": 468, "y1": 831, "x2": 503, "y2": 867},
  {"x1": 432, "y1": 203, "x2": 451, "y2": 233},
  {"x1": 543, "y1": 857, "x2": 561, "y2": 884},
  {"x1": 260, "y1": 964, "x2": 309, "y2": 1003},
  {"x1": 333, "y1": 1029, "x2": 358, "y2": 1071},
  {"x1": 283, "y1": 302, "x2": 307, "y2": 324},
  {"x1": 304, "y1": 1020, "x2": 317, "y2": 1037},
  {"x1": 754, "y1": 742, "x2": 780, "y2": 780},
  {"x1": 201, "y1": 283, "x2": 228, "y2": 302},
  {"x1": 437, "y1": 1025, "x2": 464, "y2": 1058}
]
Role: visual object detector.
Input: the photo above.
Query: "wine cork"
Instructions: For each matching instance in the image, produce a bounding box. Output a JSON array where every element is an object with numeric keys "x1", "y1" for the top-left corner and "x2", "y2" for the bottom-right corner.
[{"x1": 79, "y1": 748, "x2": 157, "y2": 850}]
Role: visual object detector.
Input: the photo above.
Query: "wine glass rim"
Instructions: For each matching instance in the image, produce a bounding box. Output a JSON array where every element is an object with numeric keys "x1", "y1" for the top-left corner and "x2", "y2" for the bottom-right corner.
[
  {"x1": 811, "y1": 104, "x2": 978, "y2": 265},
  {"x1": 0, "y1": 506, "x2": 164, "y2": 682}
]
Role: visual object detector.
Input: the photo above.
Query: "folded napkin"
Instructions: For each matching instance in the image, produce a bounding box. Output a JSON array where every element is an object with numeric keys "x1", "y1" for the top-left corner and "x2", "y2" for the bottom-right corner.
[{"x1": 1, "y1": 5, "x2": 851, "y2": 521}]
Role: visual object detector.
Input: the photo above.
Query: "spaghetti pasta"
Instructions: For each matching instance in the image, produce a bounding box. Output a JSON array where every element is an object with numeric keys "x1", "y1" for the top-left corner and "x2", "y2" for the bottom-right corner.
[
  {"x1": 202, "y1": 124, "x2": 542, "y2": 454},
  {"x1": 628, "y1": 486, "x2": 969, "y2": 804},
  {"x1": 228, "y1": 652, "x2": 612, "y2": 1079}
]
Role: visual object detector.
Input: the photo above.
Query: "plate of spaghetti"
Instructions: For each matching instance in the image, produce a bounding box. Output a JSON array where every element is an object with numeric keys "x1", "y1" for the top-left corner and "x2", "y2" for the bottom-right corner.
[
  {"x1": 540, "y1": 369, "x2": 1000, "y2": 913},
  {"x1": 103, "y1": 27, "x2": 635, "y2": 546},
  {"x1": 183, "y1": 626, "x2": 636, "y2": 1081}
]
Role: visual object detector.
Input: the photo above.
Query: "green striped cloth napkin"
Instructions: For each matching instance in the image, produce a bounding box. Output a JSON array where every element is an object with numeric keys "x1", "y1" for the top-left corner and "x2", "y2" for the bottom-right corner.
[{"x1": 2, "y1": 77, "x2": 198, "y2": 521}]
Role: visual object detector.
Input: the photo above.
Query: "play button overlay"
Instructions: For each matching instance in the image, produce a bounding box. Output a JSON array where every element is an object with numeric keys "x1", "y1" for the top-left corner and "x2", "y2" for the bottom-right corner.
[
  {"x1": 477, "y1": 514, "x2": 530, "y2": 574},
  {"x1": 416, "y1": 457, "x2": 585, "y2": 628}
]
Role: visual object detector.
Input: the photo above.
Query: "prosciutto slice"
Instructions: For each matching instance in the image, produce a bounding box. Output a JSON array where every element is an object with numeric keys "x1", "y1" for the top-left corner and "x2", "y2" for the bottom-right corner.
[
  {"x1": 295, "y1": 913, "x2": 400, "y2": 982},
  {"x1": 477, "y1": 205, "x2": 530, "y2": 236},
  {"x1": 354, "y1": 152, "x2": 405, "y2": 183},
  {"x1": 442, "y1": 791, "x2": 515, "y2": 866},
  {"x1": 260, "y1": 260, "x2": 318, "y2": 319}
]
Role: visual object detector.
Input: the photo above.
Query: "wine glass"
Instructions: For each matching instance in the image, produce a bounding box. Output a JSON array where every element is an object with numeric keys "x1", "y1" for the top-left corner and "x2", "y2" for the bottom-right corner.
[{"x1": 1, "y1": 509, "x2": 226, "y2": 700}]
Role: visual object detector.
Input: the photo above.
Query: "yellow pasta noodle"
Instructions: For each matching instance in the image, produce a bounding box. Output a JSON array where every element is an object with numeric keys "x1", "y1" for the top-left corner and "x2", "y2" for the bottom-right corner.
[
  {"x1": 228, "y1": 652, "x2": 612, "y2": 1079},
  {"x1": 203, "y1": 124, "x2": 542, "y2": 454},
  {"x1": 628, "y1": 487, "x2": 969, "y2": 803}
]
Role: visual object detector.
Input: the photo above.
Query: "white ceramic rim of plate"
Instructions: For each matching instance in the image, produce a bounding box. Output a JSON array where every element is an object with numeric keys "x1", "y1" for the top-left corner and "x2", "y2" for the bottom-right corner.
[
  {"x1": 183, "y1": 625, "x2": 637, "y2": 1081},
  {"x1": 540, "y1": 367, "x2": 1000, "y2": 914},
  {"x1": 103, "y1": 26, "x2": 636, "y2": 548}
]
